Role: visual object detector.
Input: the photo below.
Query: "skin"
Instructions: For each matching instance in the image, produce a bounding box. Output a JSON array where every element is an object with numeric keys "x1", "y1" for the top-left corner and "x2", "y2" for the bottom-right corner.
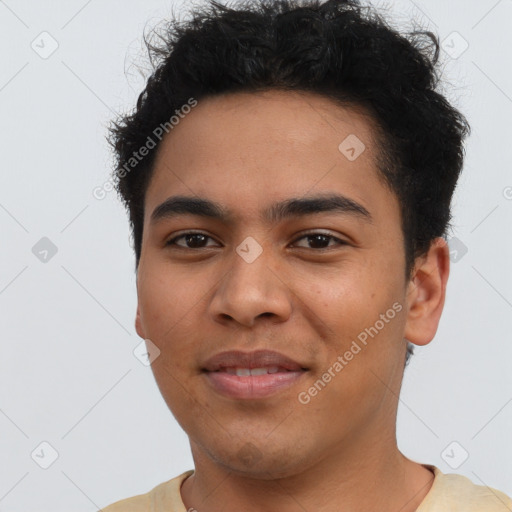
[{"x1": 134, "y1": 89, "x2": 450, "y2": 512}]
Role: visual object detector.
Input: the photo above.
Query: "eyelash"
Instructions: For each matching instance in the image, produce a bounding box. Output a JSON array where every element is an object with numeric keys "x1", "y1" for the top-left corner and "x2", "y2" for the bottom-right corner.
[{"x1": 165, "y1": 230, "x2": 347, "y2": 251}]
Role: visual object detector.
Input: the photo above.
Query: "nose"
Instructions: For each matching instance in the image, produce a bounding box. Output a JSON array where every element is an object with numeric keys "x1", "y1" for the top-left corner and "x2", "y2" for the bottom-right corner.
[{"x1": 208, "y1": 241, "x2": 293, "y2": 328}]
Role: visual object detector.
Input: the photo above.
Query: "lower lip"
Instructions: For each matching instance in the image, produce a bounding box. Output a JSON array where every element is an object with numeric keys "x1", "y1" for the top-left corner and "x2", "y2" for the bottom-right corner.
[{"x1": 204, "y1": 370, "x2": 306, "y2": 399}]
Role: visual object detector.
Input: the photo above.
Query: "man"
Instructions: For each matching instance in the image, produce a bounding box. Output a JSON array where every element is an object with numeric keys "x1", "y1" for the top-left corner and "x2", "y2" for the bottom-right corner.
[{"x1": 101, "y1": 0, "x2": 511, "y2": 510}]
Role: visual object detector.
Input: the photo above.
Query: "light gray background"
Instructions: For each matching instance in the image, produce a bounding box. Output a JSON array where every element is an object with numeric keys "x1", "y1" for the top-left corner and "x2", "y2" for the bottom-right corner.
[{"x1": 1, "y1": 0, "x2": 511, "y2": 510}]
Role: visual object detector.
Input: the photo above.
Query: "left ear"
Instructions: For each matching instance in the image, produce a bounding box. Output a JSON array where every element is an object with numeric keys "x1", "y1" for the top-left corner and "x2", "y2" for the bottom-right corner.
[{"x1": 403, "y1": 237, "x2": 450, "y2": 346}]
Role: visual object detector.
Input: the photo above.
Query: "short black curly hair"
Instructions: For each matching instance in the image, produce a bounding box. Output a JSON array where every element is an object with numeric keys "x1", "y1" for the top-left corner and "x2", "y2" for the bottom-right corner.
[{"x1": 108, "y1": 0, "x2": 470, "y2": 365}]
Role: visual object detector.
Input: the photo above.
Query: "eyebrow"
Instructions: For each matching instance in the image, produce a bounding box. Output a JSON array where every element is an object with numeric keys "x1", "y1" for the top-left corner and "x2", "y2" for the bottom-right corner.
[{"x1": 150, "y1": 193, "x2": 372, "y2": 225}]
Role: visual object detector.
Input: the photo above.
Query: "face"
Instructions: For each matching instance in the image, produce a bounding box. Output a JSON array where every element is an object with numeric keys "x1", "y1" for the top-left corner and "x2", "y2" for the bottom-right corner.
[{"x1": 135, "y1": 90, "x2": 421, "y2": 478}]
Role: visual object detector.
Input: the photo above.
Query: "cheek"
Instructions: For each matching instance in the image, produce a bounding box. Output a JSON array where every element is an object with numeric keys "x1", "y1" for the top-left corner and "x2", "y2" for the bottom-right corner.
[
  {"x1": 138, "y1": 267, "x2": 209, "y2": 337},
  {"x1": 307, "y1": 259, "x2": 402, "y2": 328},
  {"x1": 137, "y1": 270, "x2": 212, "y2": 402},
  {"x1": 139, "y1": 270, "x2": 206, "y2": 419},
  {"x1": 302, "y1": 258, "x2": 407, "y2": 401}
]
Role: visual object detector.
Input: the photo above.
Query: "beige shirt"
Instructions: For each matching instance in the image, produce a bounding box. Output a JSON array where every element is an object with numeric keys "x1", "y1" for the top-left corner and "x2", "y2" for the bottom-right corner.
[{"x1": 100, "y1": 465, "x2": 512, "y2": 511}]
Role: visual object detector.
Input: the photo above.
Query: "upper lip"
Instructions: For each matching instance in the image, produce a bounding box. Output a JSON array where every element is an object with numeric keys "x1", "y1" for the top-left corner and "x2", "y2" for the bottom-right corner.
[{"x1": 202, "y1": 349, "x2": 308, "y2": 372}]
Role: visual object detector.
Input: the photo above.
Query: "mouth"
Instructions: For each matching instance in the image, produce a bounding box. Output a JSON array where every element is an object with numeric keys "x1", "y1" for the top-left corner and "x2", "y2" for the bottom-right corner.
[
  {"x1": 215, "y1": 366, "x2": 296, "y2": 376},
  {"x1": 201, "y1": 350, "x2": 309, "y2": 400}
]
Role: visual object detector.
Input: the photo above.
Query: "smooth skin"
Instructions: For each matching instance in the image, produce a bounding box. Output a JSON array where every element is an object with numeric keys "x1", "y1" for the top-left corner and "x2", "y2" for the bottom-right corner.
[{"x1": 134, "y1": 90, "x2": 450, "y2": 512}]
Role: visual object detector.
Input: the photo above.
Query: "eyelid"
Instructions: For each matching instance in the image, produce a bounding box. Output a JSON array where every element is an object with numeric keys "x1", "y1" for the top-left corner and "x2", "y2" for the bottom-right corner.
[
  {"x1": 166, "y1": 230, "x2": 220, "y2": 247},
  {"x1": 166, "y1": 229, "x2": 348, "y2": 249},
  {"x1": 292, "y1": 229, "x2": 346, "y2": 243}
]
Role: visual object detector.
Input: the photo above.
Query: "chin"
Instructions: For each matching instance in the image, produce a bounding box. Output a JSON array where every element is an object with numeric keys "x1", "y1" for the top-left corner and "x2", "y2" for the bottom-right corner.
[{"x1": 206, "y1": 441, "x2": 315, "y2": 480}]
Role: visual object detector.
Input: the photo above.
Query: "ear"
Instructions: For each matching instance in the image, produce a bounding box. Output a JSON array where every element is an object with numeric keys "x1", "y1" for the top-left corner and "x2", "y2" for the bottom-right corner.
[
  {"x1": 135, "y1": 303, "x2": 146, "y2": 339},
  {"x1": 403, "y1": 237, "x2": 450, "y2": 346}
]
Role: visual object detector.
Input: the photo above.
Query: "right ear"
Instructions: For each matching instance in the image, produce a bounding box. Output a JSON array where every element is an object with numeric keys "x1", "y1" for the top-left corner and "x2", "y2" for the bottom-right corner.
[{"x1": 135, "y1": 303, "x2": 146, "y2": 339}]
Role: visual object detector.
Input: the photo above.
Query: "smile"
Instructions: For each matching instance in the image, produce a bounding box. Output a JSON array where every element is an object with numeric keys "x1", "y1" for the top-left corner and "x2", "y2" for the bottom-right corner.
[{"x1": 203, "y1": 368, "x2": 307, "y2": 399}]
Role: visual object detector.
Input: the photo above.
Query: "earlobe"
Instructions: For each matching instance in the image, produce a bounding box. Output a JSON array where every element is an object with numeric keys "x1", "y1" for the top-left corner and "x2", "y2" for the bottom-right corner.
[{"x1": 403, "y1": 237, "x2": 450, "y2": 346}]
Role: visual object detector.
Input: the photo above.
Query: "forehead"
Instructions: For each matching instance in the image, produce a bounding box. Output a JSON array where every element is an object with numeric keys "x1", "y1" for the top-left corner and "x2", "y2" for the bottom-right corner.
[
  {"x1": 144, "y1": 89, "x2": 395, "y2": 226},
  {"x1": 151, "y1": 89, "x2": 379, "y2": 167}
]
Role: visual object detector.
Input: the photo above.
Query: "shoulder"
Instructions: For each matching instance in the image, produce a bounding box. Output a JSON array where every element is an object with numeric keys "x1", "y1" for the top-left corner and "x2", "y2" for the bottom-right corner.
[
  {"x1": 418, "y1": 465, "x2": 512, "y2": 512},
  {"x1": 100, "y1": 470, "x2": 194, "y2": 512}
]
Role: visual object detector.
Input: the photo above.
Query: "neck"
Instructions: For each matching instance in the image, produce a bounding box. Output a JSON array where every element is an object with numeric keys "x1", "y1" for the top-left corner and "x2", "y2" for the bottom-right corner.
[{"x1": 180, "y1": 430, "x2": 435, "y2": 512}]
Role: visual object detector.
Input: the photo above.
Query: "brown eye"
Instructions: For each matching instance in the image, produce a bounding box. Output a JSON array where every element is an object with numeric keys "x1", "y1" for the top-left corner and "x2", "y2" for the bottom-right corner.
[
  {"x1": 166, "y1": 232, "x2": 219, "y2": 249},
  {"x1": 292, "y1": 231, "x2": 347, "y2": 250}
]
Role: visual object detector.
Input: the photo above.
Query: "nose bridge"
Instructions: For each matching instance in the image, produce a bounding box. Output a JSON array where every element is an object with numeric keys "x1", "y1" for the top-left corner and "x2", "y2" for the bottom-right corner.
[
  {"x1": 231, "y1": 234, "x2": 272, "y2": 291},
  {"x1": 210, "y1": 234, "x2": 292, "y2": 326}
]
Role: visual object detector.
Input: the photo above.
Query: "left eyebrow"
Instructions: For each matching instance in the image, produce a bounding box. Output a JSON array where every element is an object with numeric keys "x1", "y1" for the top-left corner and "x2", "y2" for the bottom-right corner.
[{"x1": 149, "y1": 193, "x2": 372, "y2": 226}]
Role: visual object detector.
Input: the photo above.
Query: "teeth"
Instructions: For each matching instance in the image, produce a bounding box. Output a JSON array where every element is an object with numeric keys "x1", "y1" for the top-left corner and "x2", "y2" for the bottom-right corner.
[
  {"x1": 224, "y1": 366, "x2": 282, "y2": 376},
  {"x1": 250, "y1": 367, "x2": 269, "y2": 376}
]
